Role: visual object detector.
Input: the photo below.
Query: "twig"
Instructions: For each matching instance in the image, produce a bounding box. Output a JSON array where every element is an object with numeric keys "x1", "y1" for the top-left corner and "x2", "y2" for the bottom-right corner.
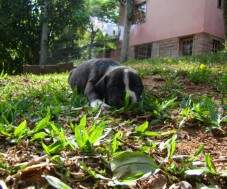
[
  {"x1": 6, "y1": 162, "x2": 54, "y2": 182},
  {"x1": 117, "y1": 138, "x2": 139, "y2": 151},
  {"x1": 15, "y1": 155, "x2": 48, "y2": 167}
]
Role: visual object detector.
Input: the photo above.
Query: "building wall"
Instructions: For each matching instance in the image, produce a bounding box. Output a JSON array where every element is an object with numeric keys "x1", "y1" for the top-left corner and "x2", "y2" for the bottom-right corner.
[
  {"x1": 148, "y1": 33, "x2": 224, "y2": 58},
  {"x1": 158, "y1": 38, "x2": 179, "y2": 57},
  {"x1": 204, "y1": 0, "x2": 225, "y2": 38},
  {"x1": 129, "y1": 0, "x2": 206, "y2": 46},
  {"x1": 193, "y1": 33, "x2": 224, "y2": 55},
  {"x1": 117, "y1": 0, "x2": 225, "y2": 60},
  {"x1": 124, "y1": 0, "x2": 224, "y2": 46}
]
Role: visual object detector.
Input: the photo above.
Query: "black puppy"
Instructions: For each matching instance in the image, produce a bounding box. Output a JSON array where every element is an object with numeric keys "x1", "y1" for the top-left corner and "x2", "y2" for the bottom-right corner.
[{"x1": 68, "y1": 59, "x2": 143, "y2": 108}]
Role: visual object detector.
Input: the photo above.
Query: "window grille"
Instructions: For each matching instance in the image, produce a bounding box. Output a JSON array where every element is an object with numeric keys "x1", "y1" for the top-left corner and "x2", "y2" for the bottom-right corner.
[
  {"x1": 135, "y1": 43, "x2": 152, "y2": 59},
  {"x1": 212, "y1": 39, "x2": 223, "y2": 52},
  {"x1": 180, "y1": 37, "x2": 193, "y2": 56}
]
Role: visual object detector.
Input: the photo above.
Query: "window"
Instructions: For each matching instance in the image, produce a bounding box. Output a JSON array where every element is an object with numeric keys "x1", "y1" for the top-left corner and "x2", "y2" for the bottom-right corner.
[
  {"x1": 135, "y1": 43, "x2": 152, "y2": 59},
  {"x1": 212, "y1": 39, "x2": 223, "y2": 52},
  {"x1": 180, "y1": 37, "x2": 193, "y2": 56},
  {"x1": 133, "y1": 2, "x2": 147, "y2": 24},
  {"x1": 218, "y1": 0, "x2": 222, "y2": 9}
]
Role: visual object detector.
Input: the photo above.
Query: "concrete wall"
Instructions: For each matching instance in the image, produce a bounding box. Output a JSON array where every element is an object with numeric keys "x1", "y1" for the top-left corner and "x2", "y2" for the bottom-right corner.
[
  {"x1": 129, "y1": 0, "x2": 206, "y2": 46},
  {"x1": 119, "y1": 0, "x2": 224, "y2": 46},
  {"x1": 149, "y1": 33, "x2": 224, "y2": 58},
  {"x1": 204, "y1": 0, "x2": 225, "y2": 38}
]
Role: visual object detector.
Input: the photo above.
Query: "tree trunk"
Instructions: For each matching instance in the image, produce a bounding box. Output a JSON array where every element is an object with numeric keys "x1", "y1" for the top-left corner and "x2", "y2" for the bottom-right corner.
[
  {"x1": 120, "y1": 0, "x2": 133, "y2": 62},
  {"x1": 39, "y1": 0, "x2": 49, "y2": 65},
  {"x1": 88, "y1": 24, "x2": 97, "y2": 59}
]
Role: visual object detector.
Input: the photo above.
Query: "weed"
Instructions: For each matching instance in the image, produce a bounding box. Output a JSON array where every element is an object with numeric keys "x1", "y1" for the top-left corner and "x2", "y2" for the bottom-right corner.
[
  {"x1": 188, "y1": 64, "x2": 212, "y2": 84},
  {"x1": 179, "y1": 96, "x2": 227, "y2": 130},
  {"x1": 0, "y1": 55, "x2": 226, "y2": 188},
  {"x1": 73, "y1": 115, "x2": 106, "y2": 153}
]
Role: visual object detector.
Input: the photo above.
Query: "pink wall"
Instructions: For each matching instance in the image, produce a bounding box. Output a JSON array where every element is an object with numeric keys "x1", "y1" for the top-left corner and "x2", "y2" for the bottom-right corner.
[
  {"x1": 128, "y1": 0, "x2": 224, "y2": 46},
  {"x1": 204, "y1": 0, "x2": 224, "y2": 38}
]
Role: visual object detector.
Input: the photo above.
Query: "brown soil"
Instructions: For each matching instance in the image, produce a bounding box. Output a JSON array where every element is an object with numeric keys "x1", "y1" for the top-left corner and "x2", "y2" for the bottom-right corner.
[
  {"x1": 142, "y1": 75, "x2": 227, "y2": 170},
  {"x1": 142, "y1": 75, "x2": 223, "y2": 99},
  {"x1": 142, "y1": 75, "x2": 166, "y2": 91},
  {"x1": 177, "y1": 127, "x2": 227, "y2": 171}
]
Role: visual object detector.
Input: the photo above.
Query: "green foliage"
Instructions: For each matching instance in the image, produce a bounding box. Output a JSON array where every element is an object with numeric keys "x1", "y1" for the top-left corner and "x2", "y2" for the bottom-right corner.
[
  {"x1": 0, "y1": 0, "x2": 88, "y2": 73},
  {"x1": 188, "y1": 64, "x2": 211, "y2": 84},
  {"x1": 78, "y1": 0, "x2": 119, "y2": 59},
  {"x1": 135, "y1": 121, "x2": 149, "y2": 133},
  {"x1": 43, "y1": 175, "x2": 72, "y2": 189},
  {"x1": 180, "y1": 96, "x2": 226, "y2": 129},
  {"x1": 73, "y1": 115, "x2": 106, "y2": 152},
  {"x1": 163, "y1": 134, "x2": 177, "y2": 160},
  {"x1": 111, "y1": 131, "x2": 123, "y2": 154},
  {"x1": 110, "y1": 151, "x2": 158, "y2": 181},
  {"x1": 0, "y1": 56, "x2": 226, "y2": 188},
  {"x1": 205, "y1": 153, "x2": 217, "y2": 175},
  {"x1": 216, "y1": 73, "x2": 227, "y2": 94},
  {"x1": 87, "y1": 0, "x2": 119, "y2": 23},
  {"x1": 185, "y1": 152, "x2": 217, "y2": 177},
  {"x1": 14, "y1": 120, "x2": 28, "y2": 140}
]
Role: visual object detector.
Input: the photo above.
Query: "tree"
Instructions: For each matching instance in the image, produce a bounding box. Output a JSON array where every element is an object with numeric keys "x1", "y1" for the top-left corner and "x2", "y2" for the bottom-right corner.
[
  {"x1": 39, "y1": 0, "x2": 49, "y2": 65},
  {"x1": 47, "y1": 0, "x2": 89, "y2": 63},
  {"x1": 85, "y1": 0, "x2": 119, "y2": 59},
  {"x1": 0, "y1": 0, "x2": 41, "y2": 73},
  {"x1": 223, "y1": 0, "x2": 227, "y2": 46},
  {"x1": 120, "y1": 0, "x2": 133, "y2": 62},
  {"x1": 0, "y1": 0, "x2": 89, "y2": 73}
]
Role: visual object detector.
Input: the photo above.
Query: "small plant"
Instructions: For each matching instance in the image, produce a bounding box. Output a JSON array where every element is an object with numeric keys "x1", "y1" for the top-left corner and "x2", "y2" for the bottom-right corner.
[
  {"x1": 179, "y1": 96, "x2": 227, "y2": 130},
  {"x1": 73, "y1": 115, "x2": 106, "y2": 153},
  {"x1": 188, "y1": 64, "x2": 211, "y2": 84},
  {"x1": 111, "y1": 131, "x2": 123, "y2": 154},
  {"x1": 14, "y1": 120, "x2": 29, "y2": 140},
  {"x1": 163, "y1": 134, "x2": 177, "y2": 161},
  {"x1": 216, "y1": 73, "x2": 227, "y2": 94}
]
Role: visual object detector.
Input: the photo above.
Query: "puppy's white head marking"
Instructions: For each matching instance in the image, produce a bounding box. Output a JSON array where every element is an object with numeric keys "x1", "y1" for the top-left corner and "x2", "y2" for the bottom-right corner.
[{"x1": 123, "y1": 69, "x2": 137, "y2": 103}]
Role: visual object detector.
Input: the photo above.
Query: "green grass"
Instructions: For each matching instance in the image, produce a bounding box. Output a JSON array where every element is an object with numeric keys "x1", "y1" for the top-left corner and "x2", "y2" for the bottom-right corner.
[
  {"x1": 0, "y1": 53, "x2": 227, "y2": 188},
  {"x1": 126, "y1": 51, "x2": 227, "y2": 94}
]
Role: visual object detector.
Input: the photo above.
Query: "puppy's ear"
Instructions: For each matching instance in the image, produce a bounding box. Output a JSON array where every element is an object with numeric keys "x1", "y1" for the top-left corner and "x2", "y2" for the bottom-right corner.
[{"x1": 95, "y1": 75, "x2": 108, "y2": 95}]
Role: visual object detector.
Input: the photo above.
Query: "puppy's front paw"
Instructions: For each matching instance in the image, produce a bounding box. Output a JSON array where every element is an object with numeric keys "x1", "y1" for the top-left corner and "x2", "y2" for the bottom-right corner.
[{"x1": 90, "y1": 100, "x2": 110, "y2": 109}]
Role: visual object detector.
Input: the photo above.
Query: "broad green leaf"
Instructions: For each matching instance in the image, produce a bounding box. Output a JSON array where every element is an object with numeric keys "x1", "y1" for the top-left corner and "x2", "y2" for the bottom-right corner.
[
  {"x1": 74, "y1": 124, "x2": 89, "y2": 150},
  {"x1": 188, "y1": 144, "x2": 204, "y2": 161},
  {"x1": 160, "y1": 98, "x2": 177, "y2": 111},
  {"x1": 89, "y1": 121, "x2": 106, "y2": 144},
  {"x1": 42, "y1": 142, "x2": 50, "y2": 155},
  {"x1": 43, "y1": 175, "x2": 72, "y2": 189},
  {"x1": 14, "y1": 120, "x2": 27, "y2": 138},
  {"x1": 34, "y1": 110, "x2": 51, "y2": 132},
  {"x1": 111, "y1": 131, "x2": 123, "y2": 154},
  {"x1": 31, "y1": 132, "x2": 48, "y2": 141},
  {"x1": 0, "y1": 124, "x2": 10, "y2": 137},
  {"x1": 50, "y1": 123, "x2": 61, "y2": 135},
  {"x1": 79, "y1": 115, "x2": 87, "y2": 129},
  {"x1": 144, "y1": 131, "x2": 160, "y2": 137},
  {"x1": 111, "y1": 151, "x2": 158, "y2": 181},
  {"x1": 135, "y1": 121, "x2": 148, "y2": 133},
  {"x1": 74, "y1": 115, "x2": 90, "y2": 151},
  {"x1": 205, "y1": 154, "x2": 217, "y2": 174},
  {"x1": 42, "y1": 141, "x2": 64, "y2": 155},
  {"x1": 164, "y1": 134, "x2": 177, "y2": 160}
]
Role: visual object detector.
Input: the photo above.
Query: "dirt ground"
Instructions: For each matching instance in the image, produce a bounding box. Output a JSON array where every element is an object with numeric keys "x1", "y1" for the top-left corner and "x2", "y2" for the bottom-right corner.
[{"x1": 142, "y1": 75, "x2": 227, "y2": 171}]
